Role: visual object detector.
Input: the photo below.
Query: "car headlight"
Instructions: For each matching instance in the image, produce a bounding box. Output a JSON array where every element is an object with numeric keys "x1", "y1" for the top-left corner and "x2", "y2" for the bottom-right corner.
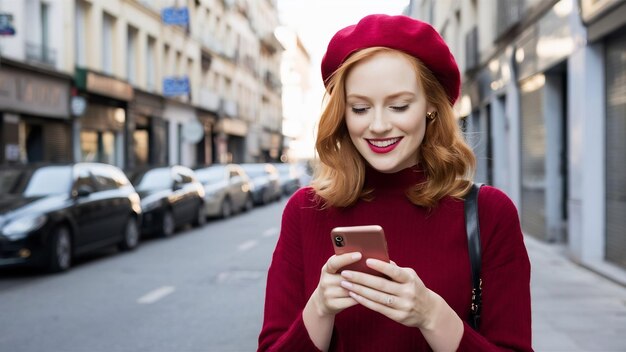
[{"x1": 2, "y1": 214, "x2": 48, "y2": 240}]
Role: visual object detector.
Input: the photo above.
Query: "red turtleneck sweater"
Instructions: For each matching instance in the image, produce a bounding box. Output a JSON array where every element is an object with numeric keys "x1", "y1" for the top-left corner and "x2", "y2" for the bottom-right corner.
[{"x1": 258, "y1": 166, "x2": 532, "y2": 351}]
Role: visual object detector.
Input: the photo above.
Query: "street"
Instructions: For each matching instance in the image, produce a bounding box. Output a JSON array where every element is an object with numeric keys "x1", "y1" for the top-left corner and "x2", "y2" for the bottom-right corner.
[
  {"x1": 0, "y1": 199, "x2": 285, "y2": 352},
  {"x1": 2, "y1": 195, "x2": 626, "y2": 352}
]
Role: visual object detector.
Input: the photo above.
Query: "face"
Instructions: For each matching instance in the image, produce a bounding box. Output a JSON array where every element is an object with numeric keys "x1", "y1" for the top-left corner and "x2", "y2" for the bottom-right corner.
[{"x1": 344, "y1": 51, "x2": 433, "y2": 173}]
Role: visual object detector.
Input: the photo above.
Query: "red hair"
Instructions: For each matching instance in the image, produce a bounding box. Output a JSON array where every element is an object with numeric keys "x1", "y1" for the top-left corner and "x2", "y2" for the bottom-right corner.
[{"x1": 312, "y1": 47, "x2": 475, "y2": 208}]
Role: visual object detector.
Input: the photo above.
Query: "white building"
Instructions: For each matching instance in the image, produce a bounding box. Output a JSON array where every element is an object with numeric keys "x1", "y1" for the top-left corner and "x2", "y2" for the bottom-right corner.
[{"x1": 406, "y1": 0, "x2": 626, "y2": 284}]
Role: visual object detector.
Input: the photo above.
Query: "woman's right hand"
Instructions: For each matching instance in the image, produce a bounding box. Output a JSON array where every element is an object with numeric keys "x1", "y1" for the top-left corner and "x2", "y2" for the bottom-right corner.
[{"x1": 310, "y1": 252, "x2": 363, "y2": 317}]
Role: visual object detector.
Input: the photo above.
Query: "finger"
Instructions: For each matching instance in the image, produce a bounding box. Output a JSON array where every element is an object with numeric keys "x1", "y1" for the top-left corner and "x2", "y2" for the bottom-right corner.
[
  {"x1": 365, "y1": 258, "x2": 410, "y2": 283},
  {"x1": 331, "y1": 297, "x2": 359, "y2": 310},
  {"x1": 325, "y1": 252, "x2": 362, "y2": 274},
  {"x1": 348, "y1": 291, "x2": 398, "y2": 317},
  {"x1": 340, "y1": 280, "x2": 401, "y2": 308},
  {"x1": 340, "y1": 269, "x2": 401, "y2": 295}
]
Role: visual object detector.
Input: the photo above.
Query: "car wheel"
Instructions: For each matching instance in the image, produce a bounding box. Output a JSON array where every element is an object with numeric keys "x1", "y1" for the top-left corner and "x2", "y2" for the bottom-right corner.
[
  {"x1": 243, "y1": 195, "x2": 254, "y2": 212},
  {"x1": 193, "y1": 202, "x2": 207, "y2": 227},
  {"x1": 159, "y1": 209, "x2": 175, "y2": 238},
  {"x1": 118, "y1": 216, "x2": 140, "y2": 251},
  {"x1": 221, "y1": 198, "x2": 232, "y2": 218},
  {"x1": 47, "y1": 225, "x2": 71, "y2": 273}
]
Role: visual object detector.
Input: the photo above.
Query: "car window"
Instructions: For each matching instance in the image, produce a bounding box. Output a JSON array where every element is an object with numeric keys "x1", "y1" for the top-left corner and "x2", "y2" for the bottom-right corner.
[
  {"x1": 133, "y1": 168, "x2": 172, "y2": 191},
  {"x1": 91, "y1": 165, "x2": 120, "y2": 191},
  {"x1": 176, "y1": 167, "x2": 195, "y2": 184},
  {"x1": 242, "y1": 165, "x2": 265, "y2": 178},
  {"x1": 195, "y1": 167, "x2": 225, "y2": 184},
  {"x1": 72, "y1": 168, "x2": 95, "y2": 193},
  {"x1": 22, "y1": 166, "x2": 73, "y2": 197}
]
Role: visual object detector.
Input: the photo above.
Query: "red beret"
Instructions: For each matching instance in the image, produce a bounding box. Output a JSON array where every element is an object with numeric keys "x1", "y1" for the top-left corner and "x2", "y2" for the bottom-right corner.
[{"x1": 321, "y1": 14, "x2": 461, "y2": 104}]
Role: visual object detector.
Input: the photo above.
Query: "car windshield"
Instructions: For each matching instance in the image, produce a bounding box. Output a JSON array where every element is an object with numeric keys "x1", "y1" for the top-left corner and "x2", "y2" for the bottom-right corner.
[
  {"x1": 242, "y1": 165, "x2": 265, "y2": 178},
  {"x1": 195, "y1": 167, "x2": 225, "y2": 184},
  {"x1": 0, "y1": 166, "x2": 73, "y2": 197},
  {"x1": 132, "y1": 168, "x2": 172, "y2": 191}
]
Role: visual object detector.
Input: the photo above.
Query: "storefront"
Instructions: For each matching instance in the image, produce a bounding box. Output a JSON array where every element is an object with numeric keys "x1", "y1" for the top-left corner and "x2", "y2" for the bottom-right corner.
[
  {"x1": 74, "y1": 68, "x2": 132, "y2": 170},
  {"x1": 163, "y1": 100, "x2": 199, "y2": 167},
  {"x1": 215, "y1": 117, "x2": 247, "y2": 164},
  {"x1": 0, "y1": 61, "x2": 72, "y2": 165},
  {"x1": 128, "y1": 90, "x2": 166, "y2": 170},
  {"x1": 581, "y1": 0, "x2": 626, "y2": 271},
  {"x1": 514, "y1": 1, "x2": 572, "y2": 242}
]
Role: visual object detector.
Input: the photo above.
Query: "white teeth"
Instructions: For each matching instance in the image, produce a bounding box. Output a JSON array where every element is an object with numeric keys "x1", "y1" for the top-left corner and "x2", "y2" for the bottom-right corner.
[{"x1": 368, "y1": 138, "x2": 400, "y2": 148}]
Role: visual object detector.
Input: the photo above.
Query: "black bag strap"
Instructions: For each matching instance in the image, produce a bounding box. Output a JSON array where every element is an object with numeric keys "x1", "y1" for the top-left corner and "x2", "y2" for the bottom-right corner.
[{"x1": 464, "y1": 183, "x2": 483, "y2": 330}]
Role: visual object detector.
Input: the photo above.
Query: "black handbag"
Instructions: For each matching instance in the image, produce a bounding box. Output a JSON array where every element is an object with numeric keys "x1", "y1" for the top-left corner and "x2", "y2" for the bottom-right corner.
[{"x1": 464, "y1": 183, "x2": 483, "y2": 330}]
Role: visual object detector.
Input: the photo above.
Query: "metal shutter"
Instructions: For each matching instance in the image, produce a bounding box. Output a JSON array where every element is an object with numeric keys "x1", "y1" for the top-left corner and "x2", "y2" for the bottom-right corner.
[
  {"x1": 44, "y1": 121, "x2": 72, "y2": 163},
  {"x1": 605, "y1": 32, "x2": 626, "y2": 269},
  {"x1": 520, "y1": 77, "x2": 547, "y2": 240}
]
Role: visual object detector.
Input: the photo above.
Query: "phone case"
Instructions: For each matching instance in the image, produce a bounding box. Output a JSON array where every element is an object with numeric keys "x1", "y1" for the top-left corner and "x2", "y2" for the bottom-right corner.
[{"x1": 331, "y1": 225, "x2": 390, "y2": 277}]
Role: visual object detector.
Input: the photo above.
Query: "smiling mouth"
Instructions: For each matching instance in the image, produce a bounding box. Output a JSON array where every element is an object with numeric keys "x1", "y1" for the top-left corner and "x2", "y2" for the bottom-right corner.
[{"x1": 367, "y1": 137, "x2": 401, "y2": 148}]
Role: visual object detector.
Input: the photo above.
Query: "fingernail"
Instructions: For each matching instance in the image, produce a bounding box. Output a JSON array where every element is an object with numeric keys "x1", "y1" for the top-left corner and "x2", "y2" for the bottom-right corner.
[
  {"x1": 366, "y1": 258, "x2": 375, "y2": 266},
  {"x1": 340, "y1": 280, "x2": 353, "y2": 288},
  {"x1": 341, "y1": 271, "x2": 353, "y2": 279},
  {"x1": 351, "y1": 252, "x2": 361, "y2": 260}
]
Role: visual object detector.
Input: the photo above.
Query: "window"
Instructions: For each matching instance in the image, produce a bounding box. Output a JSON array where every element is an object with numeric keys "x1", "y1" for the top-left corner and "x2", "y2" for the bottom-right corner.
[
  {"x1": 75, "y1": 1, "x2": 86, "y2": 66},
  {"x1": 40, "y1": 2, "x2": 50, "y2": 61},
  {"x1": 127, "y1": 25, "x2": 138, "y2": 84},
  {"x1": 164, "y1": 44, "x2": 171, "y2": 76},
  {"x1": 147, "y1": 36, "x2": 156, "y2": 90},
  {"x1": 102, "y1": 12, "x2": 115, "y2": 75}
]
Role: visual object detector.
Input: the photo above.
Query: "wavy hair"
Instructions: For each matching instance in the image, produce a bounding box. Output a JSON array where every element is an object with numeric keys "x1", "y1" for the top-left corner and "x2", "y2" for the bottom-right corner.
[{"x1": 311, "y1": 47, "x2": 475, "y2": 209}]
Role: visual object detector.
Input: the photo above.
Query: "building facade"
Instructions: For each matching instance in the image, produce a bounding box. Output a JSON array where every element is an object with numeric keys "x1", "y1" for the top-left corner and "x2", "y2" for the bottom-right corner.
[
  {"x1": 0, "y1": 0, "x2": 284, "y2": 170},
  {"x1": 406, "y1": 0, "x2": 626, "y2": 284}
]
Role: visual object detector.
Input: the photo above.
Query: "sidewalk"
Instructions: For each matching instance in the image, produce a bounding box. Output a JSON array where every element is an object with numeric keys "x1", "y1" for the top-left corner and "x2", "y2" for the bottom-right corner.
[{"x1": 527, "y1": 235, "x2": 626, "y2": 351}]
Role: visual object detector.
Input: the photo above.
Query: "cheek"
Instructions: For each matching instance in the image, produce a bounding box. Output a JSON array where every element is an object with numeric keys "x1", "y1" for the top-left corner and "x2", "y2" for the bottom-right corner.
[{"x1": 345, "y1": 116, "x2": 367, "y2": 137}]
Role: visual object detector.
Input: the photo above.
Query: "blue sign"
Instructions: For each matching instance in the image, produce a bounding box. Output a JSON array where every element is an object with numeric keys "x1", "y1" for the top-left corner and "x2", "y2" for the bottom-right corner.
[
  {"x1": 161, "y1": 7, "x2": 189, "y2": 26},
  {"x1": 163, "y1": 76, "x2": 190, "y2": 97},
  {"x1": 0, "y1": 13, "x2": 16, "y2": 36}
]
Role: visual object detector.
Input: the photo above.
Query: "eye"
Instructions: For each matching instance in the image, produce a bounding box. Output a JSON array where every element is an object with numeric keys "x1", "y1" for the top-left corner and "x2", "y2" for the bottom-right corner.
[
  {"x1": 351, "y1": 106, "x2": 369, "y2": 114},
  {"x1": 390, "y1": 105, "x2": 409, "y2": 112}
]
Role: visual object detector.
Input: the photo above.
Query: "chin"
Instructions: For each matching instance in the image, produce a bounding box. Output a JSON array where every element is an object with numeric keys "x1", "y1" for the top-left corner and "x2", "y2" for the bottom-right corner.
[{"x1": 365, "y1": 160, "x2": 405, "y2": 173}]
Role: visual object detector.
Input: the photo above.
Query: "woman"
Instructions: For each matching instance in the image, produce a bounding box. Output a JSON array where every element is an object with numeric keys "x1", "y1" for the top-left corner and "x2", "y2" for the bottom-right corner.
[{"x1": 258, "y1": 14, "x2": 532, "y2": 351}]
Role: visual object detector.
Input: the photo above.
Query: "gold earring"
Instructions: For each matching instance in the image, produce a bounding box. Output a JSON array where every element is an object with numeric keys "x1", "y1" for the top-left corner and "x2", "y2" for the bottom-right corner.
[{"x1": 426, "y1": 111, "x2": 438, "y2": 120}]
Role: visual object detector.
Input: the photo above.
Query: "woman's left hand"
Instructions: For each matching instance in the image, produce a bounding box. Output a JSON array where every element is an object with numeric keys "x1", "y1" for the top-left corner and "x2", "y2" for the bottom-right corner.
[{"x1": 339, "y1": 258, "x2": 441, "y2": 330}]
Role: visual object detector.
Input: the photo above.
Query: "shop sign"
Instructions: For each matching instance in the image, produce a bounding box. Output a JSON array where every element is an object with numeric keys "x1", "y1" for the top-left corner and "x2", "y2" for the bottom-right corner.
[
  {"x1": 218, "y1": 118, "x2": 247, "y2": 137},
  {"x1": 0, "y1": 68, "x2": 69, "y2": 117},
  {"x1": 161, "y1": 7, "x2": 189, "y2": 26},
  {"x1": 163, "y1": 76, "x2": 190, "y2": 97},
  {"x1": 0, "y1": 13, "x2": 15, "y2": 36},
  {"x1": 84, "y1": 71, "x2": 133, "y2": 101}
]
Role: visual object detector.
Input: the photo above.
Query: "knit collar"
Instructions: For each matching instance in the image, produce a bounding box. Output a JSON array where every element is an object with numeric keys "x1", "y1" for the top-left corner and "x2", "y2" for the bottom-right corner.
[{"x1": 364, "y1": 164, "x2": 425, "y2": 192}]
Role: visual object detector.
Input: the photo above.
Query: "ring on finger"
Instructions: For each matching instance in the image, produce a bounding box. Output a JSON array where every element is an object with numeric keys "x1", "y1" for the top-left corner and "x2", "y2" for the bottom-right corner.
[{"x1": 385, "y1": 296, "x2": 394, "y2": 306}]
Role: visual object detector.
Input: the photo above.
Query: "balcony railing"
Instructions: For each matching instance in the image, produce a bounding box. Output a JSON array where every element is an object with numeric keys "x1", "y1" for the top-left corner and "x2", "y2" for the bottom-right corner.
[{"x1": 25, "y1": 42, "x2": 56, "y2": 67}]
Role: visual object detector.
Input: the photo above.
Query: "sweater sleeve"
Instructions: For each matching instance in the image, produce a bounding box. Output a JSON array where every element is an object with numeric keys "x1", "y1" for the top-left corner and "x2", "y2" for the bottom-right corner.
[
  {"x1": 456, "y1": 186, "x2": 533, "y2": 351},
  {"x1": 258, "y1": 189, "x2": 321, "y2": 352}
]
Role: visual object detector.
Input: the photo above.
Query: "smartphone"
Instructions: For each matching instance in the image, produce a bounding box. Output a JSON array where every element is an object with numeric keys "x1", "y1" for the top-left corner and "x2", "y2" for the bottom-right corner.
[{"x1": 330, "y1": 225, "x2": 390, "y2": 277}]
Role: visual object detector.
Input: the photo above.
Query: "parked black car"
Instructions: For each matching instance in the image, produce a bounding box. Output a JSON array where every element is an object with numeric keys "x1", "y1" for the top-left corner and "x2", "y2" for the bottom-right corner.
[
  {"x1": 240, "y1": 163, "x2": 282, "y2": 205},
  {"x1": 129, "y1": 166, "x2": 205, "y2": 237},
  {"x1": 0, "y1": 163, "x2": 142, "y2": 273}
]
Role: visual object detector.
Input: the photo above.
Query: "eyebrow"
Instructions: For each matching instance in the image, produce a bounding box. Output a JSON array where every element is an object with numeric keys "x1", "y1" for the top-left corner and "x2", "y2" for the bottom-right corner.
[{"x1": 346, "y1": 91, "x2": 416, "y2": 100}]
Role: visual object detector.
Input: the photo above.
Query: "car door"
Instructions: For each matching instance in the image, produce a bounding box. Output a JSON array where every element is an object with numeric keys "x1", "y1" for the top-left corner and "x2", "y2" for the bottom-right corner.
[
  {"x1": 230, "y1": 167, "x2": 245, "y2": 210},
  {"x1": 69, "y1": 165, "x2": 102, "y2": 251},
  {"x1": 177, "y1": 167, "x2": 200, "y2": 223},
  {"x1": 90, "y1": 164, "x2": 128, "y2": 244}
]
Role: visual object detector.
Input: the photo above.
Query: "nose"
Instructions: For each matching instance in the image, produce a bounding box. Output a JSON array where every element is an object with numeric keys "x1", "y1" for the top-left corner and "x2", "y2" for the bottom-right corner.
[{"x1": 368, "y1": 108, "x2": 392, "y2": 133}]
